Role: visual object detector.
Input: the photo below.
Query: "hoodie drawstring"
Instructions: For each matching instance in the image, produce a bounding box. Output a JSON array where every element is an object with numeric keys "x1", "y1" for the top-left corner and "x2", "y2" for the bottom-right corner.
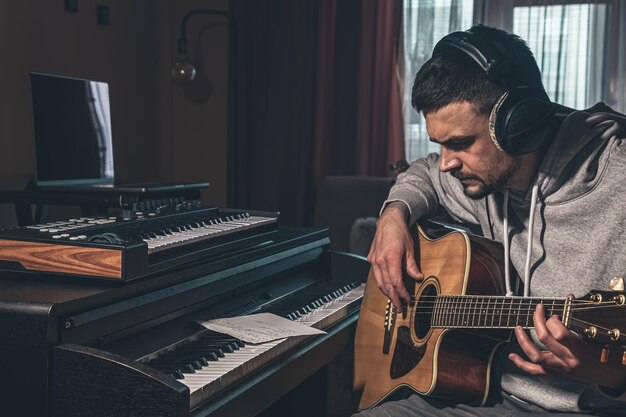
[
  {"x1": 503, "y1": 190, "x2": 513, "y2": 297},
  {"x1": 503, "y1": 185, "x2": 539, "y2": 297},
  {"x1": 523, "y1": 185, "x2": 539, "y2": 297}
]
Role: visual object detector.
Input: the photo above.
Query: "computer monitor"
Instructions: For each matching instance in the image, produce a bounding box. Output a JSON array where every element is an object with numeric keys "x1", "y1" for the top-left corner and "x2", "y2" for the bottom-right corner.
[{"x1": 30, "y1": 72, "x2": 114, "y2": 186}]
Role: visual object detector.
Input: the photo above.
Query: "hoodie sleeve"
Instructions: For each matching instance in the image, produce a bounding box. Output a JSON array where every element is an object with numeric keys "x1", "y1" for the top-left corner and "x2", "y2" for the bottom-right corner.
[{"x1": 382, "y1": 153, "x2": 480, "y2": 226}]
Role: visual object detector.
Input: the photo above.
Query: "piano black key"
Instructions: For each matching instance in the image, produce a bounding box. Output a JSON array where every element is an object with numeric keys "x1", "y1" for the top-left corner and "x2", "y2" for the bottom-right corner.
[
  {"x1": 170, "y1": 370, "x2": 185, "y2": 380},
  {"x1": 150, "y1": 360, "x2": 197, "y2": 374},
  {"x1": 179, "y1": 282, "x2": 365, "y2": 408},
  {"x1": 188, "y1": 342, "x2": 232, "y2": 355},
  {"x1": 168, "y1": 346, "x2": 221, "y2": 363},
  {"x1": 198, "y1": 334, "x2": 243, "y2": 349}
]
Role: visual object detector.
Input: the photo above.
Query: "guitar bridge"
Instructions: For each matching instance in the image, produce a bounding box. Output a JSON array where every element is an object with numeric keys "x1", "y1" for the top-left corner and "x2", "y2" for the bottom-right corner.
[{"x1": 382, "y1": 300, "x2": 396, "y2": 354}]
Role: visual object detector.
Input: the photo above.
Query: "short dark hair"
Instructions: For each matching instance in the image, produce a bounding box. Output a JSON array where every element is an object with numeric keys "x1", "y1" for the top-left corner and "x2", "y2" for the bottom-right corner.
[{"x1": 411, "y1": 25, "x2": 547, "y2": 115}]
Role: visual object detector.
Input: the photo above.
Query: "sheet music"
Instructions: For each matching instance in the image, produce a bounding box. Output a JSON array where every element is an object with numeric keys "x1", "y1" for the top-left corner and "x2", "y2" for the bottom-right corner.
[{"x1": 198, "y1": 312, "x2": 326, "y2": 344}]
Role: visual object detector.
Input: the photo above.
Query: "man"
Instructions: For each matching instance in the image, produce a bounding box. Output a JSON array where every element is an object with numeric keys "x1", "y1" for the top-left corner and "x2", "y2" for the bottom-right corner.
[{"x1": 358, "y1": 25, "x2": 626, "y2": 416}]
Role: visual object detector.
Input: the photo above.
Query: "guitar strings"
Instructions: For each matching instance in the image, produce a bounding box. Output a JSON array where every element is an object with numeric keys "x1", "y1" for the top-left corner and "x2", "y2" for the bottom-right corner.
[
  {"x1": 405, "y1": 295, "x2": 597, "y2": 302},
  {"x1": 423, "y1": 317, "x2": 617, "y2": 334},
  {"x1": 382, "y1": 295, "x2": 625, "y2": 326},
  {"x1": 386, "y1": 310, "x2": 620, "y2": 333},
  {"x1": 568, "y1": 316, "x2": 614, "y2": 332},
  {"x1": 401, "y1": 300, "x2": 619, "y2": 308},
  {"x1": 398, "y1": 296, "x2": 620, "y2": 310},
  {"x1": 392, "y1": 302, "x2": 625, "y2": 316},
  {"x1": 401, "y1": 303, "x2": 625, "y2": 312}
]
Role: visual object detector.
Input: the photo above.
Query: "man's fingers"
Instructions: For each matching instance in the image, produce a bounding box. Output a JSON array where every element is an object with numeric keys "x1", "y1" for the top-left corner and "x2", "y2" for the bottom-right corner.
[
  {"x1": 371, "y1": 263, "x2": 384, "y2": 288},
  {"x1": 371, "y1": 254, "x2": 411, "y2": 310},
  {"x1": 514, "y1": 325, "x2": 544, "y2": 363},
  {"x1": 393, "y1": 280, "x2": 411, "y2": 305},
  {"x1": 533, "y1": 306, "x2": 577, "y2": 364},
  {"x1": 384, "y1": 254, "x2": 411, "y2": 303},
  {"x1": 405, "y1": 251, "x2": 424, "y2": 280},
  {"x1": 509, "y1": 353, "x2": 549, "y2": 376},
  {"x1": 381, "y1": 277, "x2": 402, "y2": 311},
  {"x1": 509, "y1": 304, "x2": 575, "y2": 375},
  {"x1": 371, "y1": 262, "x2": 403, "y2": 311},
  {"x1": 384, "y1": 284, "x2": 402, "y2": 311},
  {"x1": 512, "y1": 327, "x2": 560, "y2": 372},
  {"x1": 543, "y1": 315, "x2": 583, "y2": 368},
  {"x1": 366, "y1": 210, "x2": 415, "y2": 312}
]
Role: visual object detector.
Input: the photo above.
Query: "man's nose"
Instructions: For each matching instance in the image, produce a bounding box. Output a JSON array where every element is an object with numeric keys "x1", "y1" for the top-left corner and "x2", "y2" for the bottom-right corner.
[{"x1": 439, "y1": 150, "x2": 461, "y2": 172}]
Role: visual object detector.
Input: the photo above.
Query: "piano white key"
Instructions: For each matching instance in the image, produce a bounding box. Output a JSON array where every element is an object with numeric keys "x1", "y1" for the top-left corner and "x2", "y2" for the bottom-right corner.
[
  {"x1": 145, "y1": 216, "x2": 276, "y2": 254},
  {"x1": 183, "y1": 344, "x2": 279, "y2": 380},
  {"x1": 179, "y1": 284, "x2": 364, "y2": 408}
]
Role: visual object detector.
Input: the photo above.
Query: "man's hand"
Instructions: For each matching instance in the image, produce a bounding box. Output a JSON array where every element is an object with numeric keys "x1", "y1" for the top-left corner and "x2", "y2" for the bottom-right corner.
[
  {"x1": 510, "y1": 303, "x2": 626, "y2": 390},
  {"x1": 367, "y1": 202, "x2": 424, "y2": 311}
]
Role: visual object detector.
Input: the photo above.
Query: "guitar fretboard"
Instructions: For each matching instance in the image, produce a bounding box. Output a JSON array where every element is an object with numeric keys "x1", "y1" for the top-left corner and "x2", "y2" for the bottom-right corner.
[{"x1": 430, "y1": 295, "x2": 567, "y2": 329}]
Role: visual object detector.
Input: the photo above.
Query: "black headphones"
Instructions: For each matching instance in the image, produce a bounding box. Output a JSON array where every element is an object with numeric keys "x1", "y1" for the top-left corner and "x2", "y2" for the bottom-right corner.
[{"x1": 432, "y1": 31, "x2": 555, "y2": 154}]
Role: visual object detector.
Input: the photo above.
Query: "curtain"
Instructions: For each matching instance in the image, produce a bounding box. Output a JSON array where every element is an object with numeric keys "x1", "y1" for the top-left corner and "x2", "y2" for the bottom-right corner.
[
  {"x1": 311, "y1": 0, "x2": 337, "y2": 182},
  {"x1": 231, "y1": 1, "x2": 406, "y2": 225},
  {"x1": 355, "y1": 0, "x2": 406, "y2": 176},
  {"x1": 230, "y1": 0, "x2": 322, "y2": 226},
  {"x1": 473, "y1": 0, "x2": 513, "y2": 31},
  {"x1": 605, "y1": 0, "x2": 626, "y2": 112},
  {"x1": 513, "y1": 2, "x2": 607, "y2": 110},
  {"x1": 508, "y1": 1, "x2": 625, "y2": 113}
]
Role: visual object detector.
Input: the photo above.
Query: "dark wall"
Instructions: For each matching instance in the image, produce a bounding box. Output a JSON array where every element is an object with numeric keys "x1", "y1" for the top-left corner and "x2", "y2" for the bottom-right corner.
[{"x1": 0, "y1": 0, "x2": 230, "y2": 227}]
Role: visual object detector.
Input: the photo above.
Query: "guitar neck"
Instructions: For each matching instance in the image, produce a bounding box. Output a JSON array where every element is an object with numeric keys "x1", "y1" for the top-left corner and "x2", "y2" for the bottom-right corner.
[{"x1": 430, "y1": 295, "x2": 571, "y2": 329}]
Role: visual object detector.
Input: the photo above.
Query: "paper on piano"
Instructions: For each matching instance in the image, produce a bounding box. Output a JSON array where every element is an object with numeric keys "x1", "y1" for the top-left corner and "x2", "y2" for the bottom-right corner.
[{"x1": 197, "y1": 312, "x2": 326, "y2": 344}]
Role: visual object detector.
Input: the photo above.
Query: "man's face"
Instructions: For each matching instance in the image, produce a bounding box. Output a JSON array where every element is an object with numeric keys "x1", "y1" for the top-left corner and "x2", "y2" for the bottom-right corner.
[{"x1": 424, "y1": 101, "x2": 519, "y2": 199}]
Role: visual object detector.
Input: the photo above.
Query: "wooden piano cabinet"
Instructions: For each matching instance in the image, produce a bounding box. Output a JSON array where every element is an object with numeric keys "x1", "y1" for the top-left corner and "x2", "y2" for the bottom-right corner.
[
  {"x1": 51, "y1": 344, "x2": 189, "y2": 417},
  {"x1": 0, "y1": 228, "x2": 364, "y2": 417}
]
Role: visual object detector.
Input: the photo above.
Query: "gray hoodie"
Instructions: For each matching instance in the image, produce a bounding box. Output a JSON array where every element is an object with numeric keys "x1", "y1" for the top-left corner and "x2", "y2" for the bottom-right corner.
[{"x1": 385, "y1": 103, "x2": 626, "y2": 413}]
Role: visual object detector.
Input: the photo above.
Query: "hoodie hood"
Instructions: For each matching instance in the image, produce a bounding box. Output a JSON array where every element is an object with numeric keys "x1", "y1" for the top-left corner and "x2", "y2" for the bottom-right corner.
[
  {"x1": 534, "y1": 102, "x2": 626, "y2": 203},
  {"x1": 502, "y1": 103, "x2": 626, "y2": 297}
]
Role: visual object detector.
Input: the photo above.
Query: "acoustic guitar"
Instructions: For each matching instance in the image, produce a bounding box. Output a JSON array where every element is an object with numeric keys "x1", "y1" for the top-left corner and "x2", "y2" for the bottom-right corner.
[{"x1": 354, "y1": 224, "x2": 626, "y2": 410}]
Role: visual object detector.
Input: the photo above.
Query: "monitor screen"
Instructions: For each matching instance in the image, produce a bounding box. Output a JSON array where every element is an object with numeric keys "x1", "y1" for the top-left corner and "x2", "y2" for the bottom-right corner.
[{"x1": 30, "y1": 73, "x2": 114, "y2": 185}]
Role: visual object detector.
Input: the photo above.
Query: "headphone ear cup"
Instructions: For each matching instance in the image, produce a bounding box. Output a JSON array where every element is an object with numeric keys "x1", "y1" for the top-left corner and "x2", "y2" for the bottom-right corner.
[{"x1": 494, "y1": 89, "x2": 555, "y2": 154}]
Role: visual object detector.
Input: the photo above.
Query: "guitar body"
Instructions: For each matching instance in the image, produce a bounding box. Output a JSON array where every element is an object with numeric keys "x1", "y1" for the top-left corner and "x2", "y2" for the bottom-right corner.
[{"x1": 354, "y1": 224, "x2": 509, "y2": 410}]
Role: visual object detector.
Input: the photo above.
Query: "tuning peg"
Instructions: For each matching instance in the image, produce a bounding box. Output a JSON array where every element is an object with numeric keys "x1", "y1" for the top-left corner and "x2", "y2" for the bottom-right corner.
[
  {"x1": 609, "y1": 329, "x2": 621, "y2": 341},
  {"x1": 609, "y1": 277, "x2": 625, "y2": 291},
  {"x1": 590, "y1": 293, "x2": 603, "y2": 303},
  {"x1": 601, "y1": 346, "x2": 609, "y2": 364},
  {"x1": 584, "y1": 326, "x2": 597, "y2": 340}
]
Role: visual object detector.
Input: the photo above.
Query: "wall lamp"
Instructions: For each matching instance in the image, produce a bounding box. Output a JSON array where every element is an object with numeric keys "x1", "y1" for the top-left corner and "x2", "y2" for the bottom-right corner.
[
  {"x1": 170, "y1": 8, "x2": 239, "y2": 207},
  {"x1": 171, "y1": 9, "x2": 235, "y2": 83}
]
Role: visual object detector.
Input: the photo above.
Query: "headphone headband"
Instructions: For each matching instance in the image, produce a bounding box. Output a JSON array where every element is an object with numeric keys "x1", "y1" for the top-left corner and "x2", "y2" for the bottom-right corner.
[
  {"x1": 432, "y1": 31, "x2": 516, "y2": 87},
  {"x1": 430, "y1": 30, "x2": 555, "y2": 154}
]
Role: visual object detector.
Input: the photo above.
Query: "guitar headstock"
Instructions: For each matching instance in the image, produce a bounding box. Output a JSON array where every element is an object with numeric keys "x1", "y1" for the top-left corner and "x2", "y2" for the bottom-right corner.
[
  {"x1": 568, "y1": 278, "x2": 626, "y2": 364},
  {"x1": 569, "y1": 290, "x2": 626, "y2": 344}
]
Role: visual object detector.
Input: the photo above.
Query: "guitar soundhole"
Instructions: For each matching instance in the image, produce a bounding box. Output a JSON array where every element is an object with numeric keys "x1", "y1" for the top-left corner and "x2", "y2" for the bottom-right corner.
[{"x1": 414, "y1": 282, "x2": 437, "y2": 340}]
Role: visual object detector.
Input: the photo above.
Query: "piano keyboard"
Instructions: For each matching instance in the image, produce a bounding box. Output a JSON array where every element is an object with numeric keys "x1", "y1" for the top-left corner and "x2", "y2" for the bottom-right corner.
[
  {"x1": 144, "y1": 215, "x2": 275, "y2": 254},
  {"x1": 0, "y1": 207, "x2": 279, "y2": 281},
  {"x1": 144, "y1": 281, "x2": 365, "y2": 408}
]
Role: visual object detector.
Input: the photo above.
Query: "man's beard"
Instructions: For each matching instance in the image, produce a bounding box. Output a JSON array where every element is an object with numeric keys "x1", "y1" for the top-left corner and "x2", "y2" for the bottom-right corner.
[{"x1": 451, "y1": 155, "x2": 520, "y2": 200}]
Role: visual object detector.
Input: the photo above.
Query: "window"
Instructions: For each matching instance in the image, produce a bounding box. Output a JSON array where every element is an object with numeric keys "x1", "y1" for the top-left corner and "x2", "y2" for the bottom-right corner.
[
  {"x1": 513, "y1": 3, "x2": 607, "y2": 110},
  {"x1": 402, "y1": 0, "x2": 626, "y2": 162},
  {"x1": 403, "y1": 0, "x2": 474, "y2": 161}
]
